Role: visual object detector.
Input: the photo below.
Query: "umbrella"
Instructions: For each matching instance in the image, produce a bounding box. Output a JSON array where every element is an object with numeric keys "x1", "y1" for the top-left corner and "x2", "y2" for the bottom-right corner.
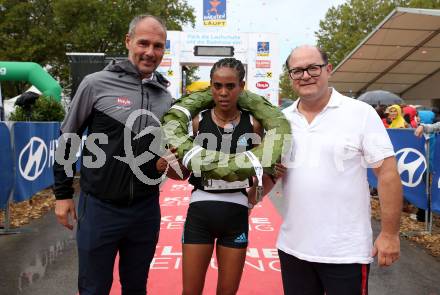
[{"x1": 357, "y1": 90, "x2": 403, "y2": 106}]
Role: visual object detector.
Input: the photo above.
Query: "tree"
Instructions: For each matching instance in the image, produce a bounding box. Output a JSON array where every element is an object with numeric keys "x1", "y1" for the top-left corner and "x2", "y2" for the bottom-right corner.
[
  {"x1": 315, "y1": 0, "x2": 440, "y2": 68},
  {"x1": 407, "y1": 0, "x2": 440, "y2": 9},
  {"x1": 184, "y1": 65, "x2": 200, "y2": 87},
  {"x1": 0, "y1": 0, "x2": 196, "y2": 98},
  {"x1": 9, "y1": 95, "x2": 65, "y2": 121},
  {"x1": 0, "y1": 0, "x2": 61, "y2": 96},
  {"x1": 278, "y1": 64, "x2": 298, "y2": 100}
]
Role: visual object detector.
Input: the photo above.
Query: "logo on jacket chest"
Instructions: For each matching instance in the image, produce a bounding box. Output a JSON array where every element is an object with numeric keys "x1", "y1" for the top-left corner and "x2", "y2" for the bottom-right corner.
[{"x1": 116, "y1": 97, "x2": 133, "y2": 107}]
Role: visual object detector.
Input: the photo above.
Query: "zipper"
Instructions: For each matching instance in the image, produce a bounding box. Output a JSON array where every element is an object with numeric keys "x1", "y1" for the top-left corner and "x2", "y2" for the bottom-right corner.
[
  {"x1": 145, "y1": 91, "x2": 150, "y2": 126},
  {"x1": 129, "y1": 79, "x2": 146, "y2": 205}
]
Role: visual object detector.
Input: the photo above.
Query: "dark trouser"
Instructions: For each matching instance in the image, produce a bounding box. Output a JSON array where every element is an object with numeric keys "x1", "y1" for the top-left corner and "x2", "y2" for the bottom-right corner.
[
  {"x1": 278, "y1": 249, "x2": 370, "y2": 295},
  {"x1": 77, "y1": 193, "x2": 160, "y2": 295}
]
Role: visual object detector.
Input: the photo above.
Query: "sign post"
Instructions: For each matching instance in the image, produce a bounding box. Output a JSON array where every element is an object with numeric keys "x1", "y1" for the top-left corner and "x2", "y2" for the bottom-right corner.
[
  {"x1": 424, "y1": 137, "x2": 432, "y2": 233},
  {"x1": 0, "y1": 83, "x2": 4, "y2": 121}
]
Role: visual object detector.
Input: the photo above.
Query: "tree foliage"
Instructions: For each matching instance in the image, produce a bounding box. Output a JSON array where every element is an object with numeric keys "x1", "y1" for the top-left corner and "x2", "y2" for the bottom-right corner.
[
  {"x1": 184, "y1": 65, "x2": 200, "y2": 87},
  {"x1": 279, "y1": 64, "x2": 298, "y2": 100},
  {"x1": 315, "y1": 0, "x2": 440, "y2": 67},
  {"x1": 0, "y1": 0, "x2": 195, "y2": 97},
  {"x1": 9, "y1": 95, "x2": 65, "y2": 121}
]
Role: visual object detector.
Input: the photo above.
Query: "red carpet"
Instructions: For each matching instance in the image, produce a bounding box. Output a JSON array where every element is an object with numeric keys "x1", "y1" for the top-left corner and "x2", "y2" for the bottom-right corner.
[{"x1": 107, "y1": 179, "x2": 283, "y2": 294}]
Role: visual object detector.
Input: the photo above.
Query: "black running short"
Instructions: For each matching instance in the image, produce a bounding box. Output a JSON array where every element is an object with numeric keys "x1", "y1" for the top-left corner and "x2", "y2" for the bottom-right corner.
[{"x1": 182, "y1": 201, "x2": 249, "y2": 249}]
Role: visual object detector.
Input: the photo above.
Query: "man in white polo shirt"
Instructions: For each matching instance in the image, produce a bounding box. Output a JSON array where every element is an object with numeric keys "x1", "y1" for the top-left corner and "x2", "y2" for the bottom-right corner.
[{"x1": 277, "y1": 45, "x2": 403, "y2": 294}]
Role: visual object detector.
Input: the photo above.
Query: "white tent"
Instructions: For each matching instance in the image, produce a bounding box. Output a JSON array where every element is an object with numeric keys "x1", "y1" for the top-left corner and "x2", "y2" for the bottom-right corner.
[{"x1": 329, "y1": 7, "x2": 440, "y2": 107}]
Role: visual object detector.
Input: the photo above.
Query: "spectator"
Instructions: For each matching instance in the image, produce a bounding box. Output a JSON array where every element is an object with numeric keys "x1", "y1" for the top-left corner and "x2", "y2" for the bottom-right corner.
[
  {"x1": 414, "y1": 120, "x2": 439, "y2": 222},
  {"x1": 402, "y1": 105, "x2": 419, "y2": 128},
  {"x1": 387, "y1": 104, "x2": 408, "y2": 128},
  {"x1": 432, "y1": 107, "x2": 440, "y2": 123},
  {"x1": 414, "y1": 121, "x2": 440, "y2": 137},
  {"x1": 375, "y1": 104, "x2": 390, "y2": 128},
  {"x1": 418, "y1": 109, "x2": 435, "y2": 125}
]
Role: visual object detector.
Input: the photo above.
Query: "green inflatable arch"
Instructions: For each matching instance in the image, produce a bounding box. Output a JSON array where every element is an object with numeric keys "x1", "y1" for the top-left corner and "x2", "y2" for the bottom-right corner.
[{"x1": 0, "y1": 61, "x2": 61, "y2": 101}]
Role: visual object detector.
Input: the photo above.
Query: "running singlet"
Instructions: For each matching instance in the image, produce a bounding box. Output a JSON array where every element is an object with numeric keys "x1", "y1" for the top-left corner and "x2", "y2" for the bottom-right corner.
[{"x1": 189, "y1": 109, "x2": 255, "y2": 196}]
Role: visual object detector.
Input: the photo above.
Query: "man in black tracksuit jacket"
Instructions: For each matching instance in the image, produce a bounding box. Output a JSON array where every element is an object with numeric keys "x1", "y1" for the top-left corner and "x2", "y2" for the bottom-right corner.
[{"x1": 53, "y1": 15, "x2": 173, "y2": 294}]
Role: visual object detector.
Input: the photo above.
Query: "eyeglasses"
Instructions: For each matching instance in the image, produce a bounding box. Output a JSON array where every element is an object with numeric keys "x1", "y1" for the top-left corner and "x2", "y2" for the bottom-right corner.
[{"x1": 288, "y1": 64, "x2": 327, "y2": 80}]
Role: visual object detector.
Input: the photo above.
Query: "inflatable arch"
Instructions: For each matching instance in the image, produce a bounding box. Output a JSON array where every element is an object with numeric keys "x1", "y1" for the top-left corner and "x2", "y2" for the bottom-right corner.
[{"x1": 0, "y1": 62, "x2": 61, "y2": 101}]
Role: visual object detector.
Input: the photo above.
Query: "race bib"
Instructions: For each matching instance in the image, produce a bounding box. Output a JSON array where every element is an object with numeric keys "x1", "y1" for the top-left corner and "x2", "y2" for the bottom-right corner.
[{"x1": 203, "y1": 179, "x2": 249, "y2": 190}]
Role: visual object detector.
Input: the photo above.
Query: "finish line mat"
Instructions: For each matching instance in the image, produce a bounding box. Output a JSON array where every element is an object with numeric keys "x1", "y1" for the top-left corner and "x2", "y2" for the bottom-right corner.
[{"x1": 108, "y1": 179, "x2": 283, "y2": 294}]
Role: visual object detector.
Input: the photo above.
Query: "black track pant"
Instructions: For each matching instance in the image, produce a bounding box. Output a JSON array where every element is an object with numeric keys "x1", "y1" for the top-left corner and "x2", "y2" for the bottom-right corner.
[{"x1": 278, "y1": 249, "x2": 370, "y2": 295}]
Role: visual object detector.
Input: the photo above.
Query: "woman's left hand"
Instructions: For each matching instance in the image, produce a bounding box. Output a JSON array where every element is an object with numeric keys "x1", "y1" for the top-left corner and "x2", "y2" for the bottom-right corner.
[
  {"x1": 247, "y1": 184, "x2": 258, "y2": 206},
  {"x1": 273, "y1": 163, "x2": 287, "y2": 179}
]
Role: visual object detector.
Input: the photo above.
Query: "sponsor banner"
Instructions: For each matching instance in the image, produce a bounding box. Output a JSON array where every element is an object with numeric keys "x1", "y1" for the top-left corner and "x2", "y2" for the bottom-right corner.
[
  {"x1": 108, "y1": 179, "x2": 283, "y2": 294},
  {"x1": 165, "y1": 39, "x2": 171, "y2": 55},
  {"x1": 256, "y1": 60, "x2": 271, "y2": 69},
  {"x1": 160, "y1": 58, "x2": 172, "y2": 67},
  {"x1": 13, "y1": 122, "x2": 60, "y2": 202},
  {"x1": 203, "y1": 0, "x2": 226, "y2": 26},
  {"x1": 256, "y1": 81, "x2": 270, "y2": 90},
  {"x1": 367, "y1": 129, "x2": 427, "y2": 209},
  {"x1": 257, "y1": 42, "x2": 270, "y2": 56},
  {"x1": 183, "y1": 32, "x2": 244, "y2": 48},
  {"x1": 253, "y1": 70, "x2": 273, "y2": 79},
  {"x1": 431, "y1": 134, "x2": 440, "y2": 214},
  {"x1": 157, "y1": 68, "x2": 174, "y2": 78},
  {"x1": 0, "y1": 123, "x2": 13, "y2": 209}
]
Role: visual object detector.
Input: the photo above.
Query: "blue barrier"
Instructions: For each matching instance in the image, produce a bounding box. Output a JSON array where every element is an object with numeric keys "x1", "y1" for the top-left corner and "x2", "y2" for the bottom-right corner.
[
  {"x1": 432, "y1": 134, "x2": 440, "y2": 214},
  {"x1": 368, "y1": 129, "x2": 428, "y2": 210},
  {"x1": 13, "y1": 122, "x2": 60, "y2": 202},
  {"x1": 0, "y1": 123, "x2": 13, "y2": 209}
]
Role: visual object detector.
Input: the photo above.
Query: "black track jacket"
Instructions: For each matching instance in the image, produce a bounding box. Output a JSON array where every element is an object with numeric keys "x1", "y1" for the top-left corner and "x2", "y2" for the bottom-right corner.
[{"x1": 53, "y1": 60, "x2": 173, "y2": 204}]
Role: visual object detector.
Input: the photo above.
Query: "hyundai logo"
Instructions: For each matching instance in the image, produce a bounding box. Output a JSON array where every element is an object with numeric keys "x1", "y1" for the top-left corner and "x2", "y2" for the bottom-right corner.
[
  {"x1": 395, "y1": 148, "x2": 426, "y2": 188},
  {"x1": 19, "y1": 137, "x2": 48, "y2": 181}
]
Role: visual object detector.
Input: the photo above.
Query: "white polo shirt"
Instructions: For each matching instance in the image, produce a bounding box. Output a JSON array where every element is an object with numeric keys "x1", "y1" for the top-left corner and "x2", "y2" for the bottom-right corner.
[{"x1": 277, "y1": 89, "x2": 394, "y2": 264}]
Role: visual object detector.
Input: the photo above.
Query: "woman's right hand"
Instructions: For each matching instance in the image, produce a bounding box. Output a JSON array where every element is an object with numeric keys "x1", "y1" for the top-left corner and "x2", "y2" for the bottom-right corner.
[{"x1": 273, "y1": 163, "x2": 287, "y2": 179}]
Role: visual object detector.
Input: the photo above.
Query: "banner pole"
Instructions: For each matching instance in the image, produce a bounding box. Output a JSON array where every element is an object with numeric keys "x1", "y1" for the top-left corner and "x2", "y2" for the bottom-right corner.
[
  {"x1": 424, "y1": 136, "x2": 432, "y2": 234},
  {"x1": 0, "y1": 83, "x2": 4, "y2": 121}
]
